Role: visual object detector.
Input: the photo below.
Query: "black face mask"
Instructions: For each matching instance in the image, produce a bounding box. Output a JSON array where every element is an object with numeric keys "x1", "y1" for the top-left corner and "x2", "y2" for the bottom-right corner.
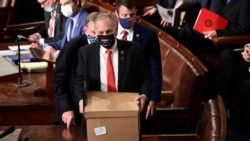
[{"x1": 97, "y1": 34, "x2": 115, "y2": 49}]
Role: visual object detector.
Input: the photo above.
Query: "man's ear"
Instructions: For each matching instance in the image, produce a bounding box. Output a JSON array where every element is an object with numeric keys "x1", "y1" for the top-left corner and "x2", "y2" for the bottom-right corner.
[
  {"x1": 115, "y1": 10, "x2": 119, "y2": 18},
  {"x1": 83, "y1": 26, "x2": 87, "y2": 34}
]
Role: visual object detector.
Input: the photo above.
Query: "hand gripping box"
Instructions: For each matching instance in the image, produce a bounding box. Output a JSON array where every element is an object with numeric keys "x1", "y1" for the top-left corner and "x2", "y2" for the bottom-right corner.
[{"x1": 84, "y1": 91, "x2": 140, "y2": 141}]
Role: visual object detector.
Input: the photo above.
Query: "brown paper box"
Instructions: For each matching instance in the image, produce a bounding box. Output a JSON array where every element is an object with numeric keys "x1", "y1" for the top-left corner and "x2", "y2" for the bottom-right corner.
[{"x1": 84, "y1": 91, "x2": 140, "y2": 141}]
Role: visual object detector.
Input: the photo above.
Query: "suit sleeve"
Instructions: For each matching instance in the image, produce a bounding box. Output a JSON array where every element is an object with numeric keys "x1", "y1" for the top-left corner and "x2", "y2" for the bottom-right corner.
[
  {"x1": 53, "y1": 43, "x2": 74, "y2": 113},
  {"x1": 148, "y1": 31, "x2": 162, "y2": 102},
  {"x1": 137, "y1": 44, "x2": 152, "y2": 100},
  {"x1": 75, "y1": 47, "x2": 86, "y2": 103}
]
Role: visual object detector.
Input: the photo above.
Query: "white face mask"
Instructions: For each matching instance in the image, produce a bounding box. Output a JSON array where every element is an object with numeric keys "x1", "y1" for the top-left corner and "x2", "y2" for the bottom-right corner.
[{"x1": 61, "y1": 3, "x2": 73, "y2": 17}]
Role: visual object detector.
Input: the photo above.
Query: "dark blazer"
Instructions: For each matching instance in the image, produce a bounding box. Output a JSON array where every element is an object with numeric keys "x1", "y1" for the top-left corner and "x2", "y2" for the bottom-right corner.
[
  {"x1": 53, "y1": 35, "x2": 88, "y2": 124},
  {"x1": 217, "y1": 0, "x2": 250, "y2": 36},
  {"x1": 48, "y1": 9, "x2": 88, "y2": 50},
  {"x1": 38, "y1": 3, "x2": 67, "y2": 43},
  {"x1": 75, "y1": 39, "x2": 152, "y2": 103},
  {"x1": 132, "y1": 23, "x2": 162, "y2": 102}
]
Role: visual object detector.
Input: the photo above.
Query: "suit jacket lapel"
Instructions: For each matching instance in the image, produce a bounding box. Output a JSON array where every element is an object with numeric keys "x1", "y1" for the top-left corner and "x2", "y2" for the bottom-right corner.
[{"x1": 132, "y1": 24, "x2": 141, "y2": 43}]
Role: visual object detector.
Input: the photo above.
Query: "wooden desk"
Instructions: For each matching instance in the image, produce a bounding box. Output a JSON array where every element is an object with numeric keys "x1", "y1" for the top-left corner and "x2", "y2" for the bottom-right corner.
[
  {"x1": 0, "y1": 72, "x2": 55, "y2": 125},
  {"x1": 0, "y1": 125, "x2": 86, "y2": 141}
]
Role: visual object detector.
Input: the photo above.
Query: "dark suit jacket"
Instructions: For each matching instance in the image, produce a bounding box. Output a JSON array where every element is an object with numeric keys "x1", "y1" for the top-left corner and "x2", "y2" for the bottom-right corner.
[
  {"x1": 217, "y1": 0, "x2": 250, "y2": 36},
  {"x1": 53, "y1": 35, "x2": 88, "y2": 124},
  {"x1": 132, "y1": 23, "x2": 162, "y2": 102},
  {"x1": 38, "y1": 3, "x2": 67, "y2": 43},
  {"x1": 75, "y1": 39, "x2": 152, "y2": 103},
  {"x1": 48, "y1": 9, "x2": 88, "y2": 50}
]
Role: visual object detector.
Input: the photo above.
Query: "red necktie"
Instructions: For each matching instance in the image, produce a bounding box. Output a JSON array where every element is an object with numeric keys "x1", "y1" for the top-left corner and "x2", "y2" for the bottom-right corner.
[
  {"x1": 106, "y1": 50, "x2": 116, "y2": 92},
  {"x1": 48, "y1": 12, "x2": 55, "y2": 37},
  {"x1": 121, "y1": 30, "x2": 128, "y2": 40}
]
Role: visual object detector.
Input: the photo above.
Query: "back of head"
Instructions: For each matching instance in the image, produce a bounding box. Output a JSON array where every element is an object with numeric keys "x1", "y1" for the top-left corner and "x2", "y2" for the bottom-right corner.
[
  {"x1": 115, "y1": 0, "x2": 136, "y2": 11},
  {"x1": 85, "y1": 12, "x2": 99, "y2": 26}
]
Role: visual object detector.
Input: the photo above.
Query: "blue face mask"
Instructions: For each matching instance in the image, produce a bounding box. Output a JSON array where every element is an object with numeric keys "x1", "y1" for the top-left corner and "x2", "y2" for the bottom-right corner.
[
  {"x1": 119, "y1": 17, "x2": 136, "y2": 29},
  {"x1": 87, "y1": 35, "x2": 97, "y2": 44},
  {"x1": 44, "y1": 7, "x2": 54, "y2": 13}
]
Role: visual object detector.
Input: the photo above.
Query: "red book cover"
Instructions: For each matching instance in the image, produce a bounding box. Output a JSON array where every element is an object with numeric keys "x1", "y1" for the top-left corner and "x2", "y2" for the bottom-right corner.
[{"x1": 193, "y1": 8, "x2": 228, "y2": 33}]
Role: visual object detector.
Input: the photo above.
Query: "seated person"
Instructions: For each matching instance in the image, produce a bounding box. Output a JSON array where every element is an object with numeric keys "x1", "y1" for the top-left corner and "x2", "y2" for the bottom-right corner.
[
  {"x1": 142, "y1": 0, "x2": 226, "y2": 30},
  {"x1": 53, "y1": 12, "x2": 98, "y2": 130},
  {"x1": 142, "y1": 0, "x2": 177, "y2": 28},
  {"x1": 215, "y1": 44, "x2": 250, "y2": 106},
  {"x1": 29, "y1": 0, "x2": 67, "y2": 45},
  {"x1": 164, "y1": 0, "x2": 250, "y2": 55},
  {"x1": 215, "y1": 44, "x2": 250, "y2": 134},
  {"x1": 32, "y1": 0, "x2": 89, "y2": 57}
]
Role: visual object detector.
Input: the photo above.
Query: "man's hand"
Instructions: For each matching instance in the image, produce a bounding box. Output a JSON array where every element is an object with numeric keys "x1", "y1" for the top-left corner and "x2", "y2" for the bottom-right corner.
[
  {"x1": 62, "y1": 111, "x2": 76, "y2": 128},
  {"x1": 143, "y1": 6, "x2": 157, "y2": 17},
  {"x1": 145, "y1": 101, "x2": 156, "y2": 119},
  {"x1": 134, "y1": 94, "x2": 148, "y2": 113},
  {"x1": 203, "y1": 30, "x2": 217, "y2": 40},
  {"x1": 242, "y1": 44, "x2": 250, "y2": 62},
  {"x1": 79, "y1": 99, "x2": 85, "y2": 113}
]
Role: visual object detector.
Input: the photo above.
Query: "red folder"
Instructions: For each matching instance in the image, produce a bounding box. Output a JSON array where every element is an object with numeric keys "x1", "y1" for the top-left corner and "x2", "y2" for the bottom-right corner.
[{"x1": 193, "y1": 8, "x2": 228, "y2": 34}]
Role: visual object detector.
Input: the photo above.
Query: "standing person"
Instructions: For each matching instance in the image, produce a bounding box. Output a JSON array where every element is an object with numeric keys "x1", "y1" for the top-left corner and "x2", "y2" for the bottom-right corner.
[
  {"x1": 53, "y1": 12, "x2": 98, "y2": 129},
  {"x1": 29, "y1": 0, "x2": 67, "y2": 45},
  {"x1": 75, "y1": 13, "x2": 152, "y2": 136},
  {"x1": 41, "y1": 0, "x2": 88, "y2": 55},
  {"x1": 115, "y1": 0, "x2": 162, "y2": 119}
]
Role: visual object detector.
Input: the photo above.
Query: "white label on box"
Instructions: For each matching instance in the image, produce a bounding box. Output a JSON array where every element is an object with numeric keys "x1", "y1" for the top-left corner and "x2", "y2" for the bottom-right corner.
[{"x1": 94, "y1": 126, "x2": 107, "y2": 136}]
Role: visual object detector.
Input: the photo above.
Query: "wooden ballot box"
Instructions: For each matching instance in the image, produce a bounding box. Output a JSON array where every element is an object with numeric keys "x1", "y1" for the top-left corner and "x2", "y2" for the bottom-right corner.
[{"x1": 84, "y1": 91, "x2": 140, "y2": 141}]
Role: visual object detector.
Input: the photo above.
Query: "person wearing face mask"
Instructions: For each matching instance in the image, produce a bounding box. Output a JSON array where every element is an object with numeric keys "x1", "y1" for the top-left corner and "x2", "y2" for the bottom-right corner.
[
  {"x1": 29, "y1": 0, "x2": 67, "y2": 46},
  {"x1": 75, "y1": 13, "x2": 152, "y2": 137},
  {"x1": 40, "y1": 0, "x2": 88, "y2": 57},
  {"x1": 53, "y1": 12, "x2": 98, "y2": 131},
  {"x1": 115, "y1": 0, "x2": 162, "y2": 124}
]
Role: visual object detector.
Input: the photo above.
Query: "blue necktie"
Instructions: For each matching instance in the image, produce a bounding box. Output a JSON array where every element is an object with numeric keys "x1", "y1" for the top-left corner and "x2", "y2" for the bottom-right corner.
[{"x1": 67, "y1": 19, "x2": 74, "y2": 41}]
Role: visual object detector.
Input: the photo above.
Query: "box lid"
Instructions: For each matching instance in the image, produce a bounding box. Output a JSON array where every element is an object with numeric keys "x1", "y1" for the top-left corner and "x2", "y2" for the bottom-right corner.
[{"x1": 84, "y1": 91, "x2": 139, "y2": 118}]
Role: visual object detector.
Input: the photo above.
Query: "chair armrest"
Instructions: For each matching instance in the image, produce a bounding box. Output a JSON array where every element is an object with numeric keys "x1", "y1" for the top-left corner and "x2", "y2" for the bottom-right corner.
[{"x1": 212, "y1": 35, "x2": 250, "y2": 46}]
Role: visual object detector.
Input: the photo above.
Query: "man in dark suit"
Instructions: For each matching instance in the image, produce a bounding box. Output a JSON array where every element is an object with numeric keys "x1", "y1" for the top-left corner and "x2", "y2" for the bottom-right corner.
[
  {"x1": 165, "y1": 0, "x2": 250, "y2": 54},
  {"x1": 42, "y1": 0, "x2": 88, "y2": 55},
  {"x1": 29, "y1": 0, "x2": 67, "y2": 45},
  {"x1": 75, "y1": 12, "x2": 152, "y2": 116},
  {"x1": 215, "y1": 44, "x2": 250, "y2": 134},
  {"x1": 115, "y1": 0, "x2": 162, "y2": 120},
  {"x1": 52, "y1": 12, "x2": 98, "y2": 129}
]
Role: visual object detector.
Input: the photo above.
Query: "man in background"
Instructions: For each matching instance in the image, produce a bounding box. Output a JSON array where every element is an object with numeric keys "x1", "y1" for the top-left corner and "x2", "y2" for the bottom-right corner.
[
  {"x1": 53, "y1": 12, "x2": 98, "y2": 129},
  {"x1": 35, "y1": 0, "x2": 88, "y2": 56},
  {"x1": 29, "y1": 0, "x2": 67, "y2": 45},
  {"x1": 115, "y1": 0, "x2": 162, "y2": 120}
]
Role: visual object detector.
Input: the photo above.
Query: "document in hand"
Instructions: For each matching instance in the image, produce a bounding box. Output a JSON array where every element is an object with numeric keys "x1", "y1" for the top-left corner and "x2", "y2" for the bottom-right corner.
[
  {"x1": 193, "y1": 8, "x2": 228, "y2": 34},
  {"x1": 156, "y1": 4, "x2": 174, "y2": 24},
  {"x1": 156, "y1": 0, "x2": 199, "y2": 27}
]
